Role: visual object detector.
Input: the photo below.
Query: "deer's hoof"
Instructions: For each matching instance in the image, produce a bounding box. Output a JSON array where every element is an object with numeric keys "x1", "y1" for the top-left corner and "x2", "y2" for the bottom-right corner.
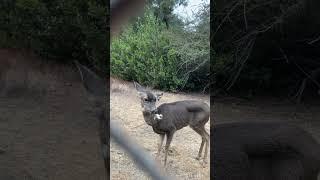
[
  {"x1": 203, "y1": 160, "x2": 208, "y2": 165},
  {"x1": 201, "y1": 161, "x2": 207, "y2": 167},
  {"x1": 204, "y1": 160, "x2": 208, "y2": 164},
  {"x1": 195, "y1": 156, "x2": 201, "y2": 160}
]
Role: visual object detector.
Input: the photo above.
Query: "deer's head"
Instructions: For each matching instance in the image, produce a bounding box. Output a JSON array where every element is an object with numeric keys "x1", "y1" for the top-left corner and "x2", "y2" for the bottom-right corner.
[{"x1": 134, "y1": 81, "x2": 163, "y2": 113}]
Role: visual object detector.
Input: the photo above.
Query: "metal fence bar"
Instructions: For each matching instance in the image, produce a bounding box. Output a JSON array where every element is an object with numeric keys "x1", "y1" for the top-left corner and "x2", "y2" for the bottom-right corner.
[
  {"x1": 110, "y1": 120, "x2": 172, "y2": 180},
  {"x1": 109, "y1": 1, "x2": 170, "y2": 179}
]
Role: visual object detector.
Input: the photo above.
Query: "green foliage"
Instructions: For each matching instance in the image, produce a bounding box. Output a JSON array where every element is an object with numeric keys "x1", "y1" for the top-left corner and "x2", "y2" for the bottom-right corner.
[
  {"x1": 111, "y1": 8, "x2": 183, "y2": 91},
  {"x1": 148, "y1": 0, "x2": 187, "y2": 28},
  {"x1": 112, "y1": 3, "x2": 210, "y2": 92},
  {"x1": 213, "y1": 0, "x2": 320, "y2": 97},
  {"x1": 212, "y1": 53, "x2": 232, "y2": 75},
  {"x1": 174, "y1": 3, "x2": 210, "y2": 91},
  {"x1": 0, "y1": 0, "x2": 107, "y2": 71}
]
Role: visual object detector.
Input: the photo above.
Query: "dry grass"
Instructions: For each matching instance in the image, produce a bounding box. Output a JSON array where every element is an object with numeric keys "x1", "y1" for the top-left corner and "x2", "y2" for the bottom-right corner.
[{"x1": 110, "y1": 78, "x2": 210, "y2": 180}]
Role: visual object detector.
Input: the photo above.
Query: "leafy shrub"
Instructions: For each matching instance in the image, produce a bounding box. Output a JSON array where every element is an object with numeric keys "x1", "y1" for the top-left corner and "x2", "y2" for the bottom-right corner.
[
  {"x1": 111, "y1": 5, "x2": 210, "y2": 92},
  {"x1": 0, "y1": 0, "x2": 107, "y2": 71},
  {"x1": 111, "y1": 8, "x2": 184, "y2": 91}
]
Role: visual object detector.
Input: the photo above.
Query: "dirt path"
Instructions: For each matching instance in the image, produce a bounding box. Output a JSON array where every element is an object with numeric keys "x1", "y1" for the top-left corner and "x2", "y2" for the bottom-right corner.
[{"x1": 110, "y1": 78, "x2": 210, "y2": 180}]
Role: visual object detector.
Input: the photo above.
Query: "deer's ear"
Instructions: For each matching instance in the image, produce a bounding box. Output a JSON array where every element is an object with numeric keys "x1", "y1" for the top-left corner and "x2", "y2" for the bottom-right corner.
[
  {"x1": 156, "y1": 93, "x2": 163, "y2": 101},
  {"x1": 74, "y1": 60, "x2": 106, "y2": 97},
  {"x1": 134, "y1": 81, "x2": 145, "y2": 92},
  {"x1": 137, "y1": 91, "x2": 147, "y2": 99}
]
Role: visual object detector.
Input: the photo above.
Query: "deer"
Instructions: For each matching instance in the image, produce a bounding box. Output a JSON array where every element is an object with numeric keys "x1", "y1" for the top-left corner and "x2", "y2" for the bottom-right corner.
[
  {"x1": 213, "y1": 122, "x2": 320, "y2": 180},
  {"x1": 134, "y1": 82, "x2": 210, "y2": 166},
  {"x1": 74, "y1": 61, "x2": 109, "y2": 178}
]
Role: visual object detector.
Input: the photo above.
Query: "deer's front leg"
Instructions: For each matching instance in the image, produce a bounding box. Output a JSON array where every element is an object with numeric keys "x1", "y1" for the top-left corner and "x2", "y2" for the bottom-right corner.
[{"x1": 157, "y1": 134, "x2": 165, "y2": 159}]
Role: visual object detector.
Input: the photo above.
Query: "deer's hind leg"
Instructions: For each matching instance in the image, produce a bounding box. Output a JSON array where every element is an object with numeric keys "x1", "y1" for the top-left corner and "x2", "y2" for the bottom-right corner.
[
  {"x1": 196, "y1": 137, "x2": 205, "y2": 160},
  {"x1": 202, "y1": 126, "x2": 209, "y2": 164},
  {"x1": 191, "y1": 125, "x2": 209, "y2": 164},
  {"x1": 164, "y1": 131, "x2": 174, "y2": 166}
]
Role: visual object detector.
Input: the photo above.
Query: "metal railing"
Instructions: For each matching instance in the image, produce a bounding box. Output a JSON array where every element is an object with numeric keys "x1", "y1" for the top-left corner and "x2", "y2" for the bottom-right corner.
[
  {"x1": 110, "y1": 120, "x2": 172, "y2": 180},
  {"x1": 109, "y1": 1, "x2": 171, "y2": 179}
]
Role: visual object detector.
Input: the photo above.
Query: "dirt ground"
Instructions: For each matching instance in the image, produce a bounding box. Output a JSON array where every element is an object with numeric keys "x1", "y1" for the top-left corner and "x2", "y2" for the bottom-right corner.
[
  {"x1": 110, "y1": 78, "x2": 210, "y2": 180},
  {"x1": 214, "y1": 96, "x2": 320, "y2": 180},
  {"x1": 0, "y1": 49, "x2": 106, "y2": 180}
]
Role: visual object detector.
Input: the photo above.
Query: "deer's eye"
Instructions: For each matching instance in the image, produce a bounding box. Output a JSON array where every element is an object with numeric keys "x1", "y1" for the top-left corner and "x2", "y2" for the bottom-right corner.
[{"x1": 144, "y1": 98, "x2": 148, "y2": 102}]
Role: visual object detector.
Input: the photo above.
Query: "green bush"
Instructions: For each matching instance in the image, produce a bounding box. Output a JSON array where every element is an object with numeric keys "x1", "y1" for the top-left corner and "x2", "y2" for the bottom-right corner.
[
  {"x1": 111, "y1": 4, "x2": 210, "y2": 92},
  {"x1": 0, "y1": 0, "x2": 107, "y2": 71},
  {"x1": 111, "y1": 8, "x2": 184, "y2": 91}
]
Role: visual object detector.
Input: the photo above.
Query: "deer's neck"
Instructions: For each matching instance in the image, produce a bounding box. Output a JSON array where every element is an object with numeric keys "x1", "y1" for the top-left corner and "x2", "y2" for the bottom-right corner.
[{"x1": 142, "y1": 111, "x2": 158, "y2": 126}]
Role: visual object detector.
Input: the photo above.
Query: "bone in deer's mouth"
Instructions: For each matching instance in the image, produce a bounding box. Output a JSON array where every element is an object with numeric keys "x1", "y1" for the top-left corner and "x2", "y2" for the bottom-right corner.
[{"x1": 154, "y1": 113, "x2": 163, "y2": 120}]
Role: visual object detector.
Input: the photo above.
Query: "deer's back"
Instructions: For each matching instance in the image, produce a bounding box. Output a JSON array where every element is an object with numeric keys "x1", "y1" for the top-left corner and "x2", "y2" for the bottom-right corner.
[{"x1": 156, "y1": 100, "x2": 209, "y2": 130}]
